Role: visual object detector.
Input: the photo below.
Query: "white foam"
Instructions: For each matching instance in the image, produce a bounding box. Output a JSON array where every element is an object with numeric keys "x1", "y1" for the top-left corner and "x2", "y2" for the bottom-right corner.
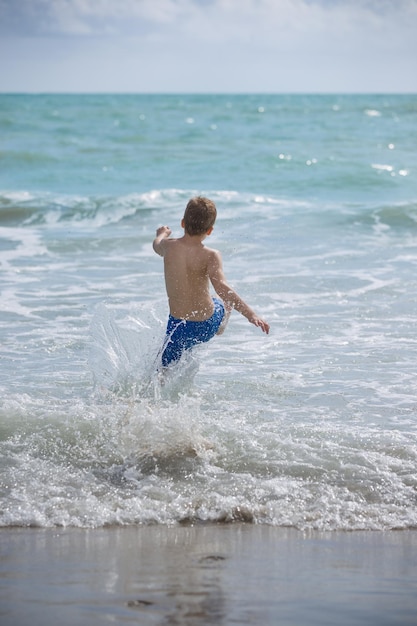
[
  {"x1": 372, "y1": 163, "x2": 393, "y2": 172},
  {"x1": 0, "y1": 226, "x2": 48, "y2": 268}
]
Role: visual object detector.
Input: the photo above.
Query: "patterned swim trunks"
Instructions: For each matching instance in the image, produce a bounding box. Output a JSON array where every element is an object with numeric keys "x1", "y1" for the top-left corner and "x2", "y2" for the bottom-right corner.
[{"x1": 161, "y1": 297, "x2": 225, "y2": 367}]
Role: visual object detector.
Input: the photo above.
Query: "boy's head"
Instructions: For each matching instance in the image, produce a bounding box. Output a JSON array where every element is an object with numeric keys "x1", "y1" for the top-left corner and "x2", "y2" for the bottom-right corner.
[{"x1": 183, "y1": 196, "x2": 217, "y2": 236}]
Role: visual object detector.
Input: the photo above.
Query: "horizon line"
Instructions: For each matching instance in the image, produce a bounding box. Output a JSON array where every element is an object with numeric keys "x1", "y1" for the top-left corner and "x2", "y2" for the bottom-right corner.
[{"x1": 1, "y1": 91, "x2": 416, "y2": 96}]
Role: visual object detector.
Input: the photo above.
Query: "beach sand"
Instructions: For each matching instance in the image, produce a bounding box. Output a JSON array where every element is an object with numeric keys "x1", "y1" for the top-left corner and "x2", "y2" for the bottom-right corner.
[{"x1": 1, "y1": 525, "x2": 417, "y2": 626}]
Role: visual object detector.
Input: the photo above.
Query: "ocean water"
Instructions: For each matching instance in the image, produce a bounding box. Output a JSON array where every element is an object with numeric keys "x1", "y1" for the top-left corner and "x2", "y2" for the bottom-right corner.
[{"x1": 1, "y1": 93, "x2": 417, "y2": 530}]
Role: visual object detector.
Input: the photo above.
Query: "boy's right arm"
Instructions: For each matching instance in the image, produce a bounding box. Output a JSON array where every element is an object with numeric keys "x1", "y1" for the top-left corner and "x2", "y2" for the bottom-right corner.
[{"x1": 153, "y1": 225, "x2": 172, "y2": 256}]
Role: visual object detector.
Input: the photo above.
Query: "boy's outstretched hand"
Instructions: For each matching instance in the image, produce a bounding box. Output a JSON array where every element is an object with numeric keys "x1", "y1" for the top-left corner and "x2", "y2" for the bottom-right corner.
[
  {"x1": 156, "y1": 225, "x2": 172, "y2": 238},
  {"x1": 249, "y1": 314, "x2": 270, "y2": 334}
]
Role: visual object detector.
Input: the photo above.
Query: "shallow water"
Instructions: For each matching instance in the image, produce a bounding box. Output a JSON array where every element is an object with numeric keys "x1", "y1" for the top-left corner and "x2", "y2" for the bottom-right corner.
[{"x1": 1, "y1": 94, "x2": 417, "y2": 529}]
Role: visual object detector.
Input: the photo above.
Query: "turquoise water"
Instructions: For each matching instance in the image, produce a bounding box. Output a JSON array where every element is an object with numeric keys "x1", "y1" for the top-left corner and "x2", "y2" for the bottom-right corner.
[{"x1": 1, "y1": 94, "x2": 417, "y2": 529}]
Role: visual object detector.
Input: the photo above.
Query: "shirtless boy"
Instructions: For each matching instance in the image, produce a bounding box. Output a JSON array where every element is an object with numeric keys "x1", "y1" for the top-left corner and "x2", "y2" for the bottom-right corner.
[{"x1": 153, "y1": 196, "x2": 270, "y2": 367}]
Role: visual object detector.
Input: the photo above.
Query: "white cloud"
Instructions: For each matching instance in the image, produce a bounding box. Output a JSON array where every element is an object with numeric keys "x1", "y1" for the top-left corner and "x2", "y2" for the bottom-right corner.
[
  {"x1": 0, "y1": 0, "x2": 416, "y2": 92},
  {"x1": 0, "y1": 0, "x2": 193, "y2": 35},
  {"x1": 1, "y1": 0, "x2": 416, "y2": 38}
]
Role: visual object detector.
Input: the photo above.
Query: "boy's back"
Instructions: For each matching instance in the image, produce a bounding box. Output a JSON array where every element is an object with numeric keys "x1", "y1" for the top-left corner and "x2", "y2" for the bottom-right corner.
[{"x1": 162, "y1": 236, "x2": 217, "y2": 321}]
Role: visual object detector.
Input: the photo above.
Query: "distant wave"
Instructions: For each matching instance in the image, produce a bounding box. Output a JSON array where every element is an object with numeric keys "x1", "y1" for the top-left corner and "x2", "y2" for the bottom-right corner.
[
  {"x1": 0, "y1": 188, "x2": 307, "y2": 228},
  {"x1": 0, "y1": 189, "x2": 183, "y2": 228},
  {"x1": 1, "y1": 189, "x2": 417, "y2": 238}
]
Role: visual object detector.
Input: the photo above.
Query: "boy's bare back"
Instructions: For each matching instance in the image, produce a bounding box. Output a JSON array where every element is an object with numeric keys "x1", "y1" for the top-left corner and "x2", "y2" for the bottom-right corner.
[{"x1": 158, "y1": 232, "x2": 219, "y2": 321}]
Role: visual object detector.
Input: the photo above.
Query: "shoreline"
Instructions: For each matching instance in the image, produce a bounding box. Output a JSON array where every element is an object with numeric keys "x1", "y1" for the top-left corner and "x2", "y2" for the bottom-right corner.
[{"x1": 1, "y1": 524, "x2": 417, "y2": 625}]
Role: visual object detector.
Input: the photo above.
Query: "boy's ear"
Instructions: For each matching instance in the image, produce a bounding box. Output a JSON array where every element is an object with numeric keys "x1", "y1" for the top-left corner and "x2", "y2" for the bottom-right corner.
[
  {"x1": 206, "y1": 226, "x2": 214, "y2": 236},
  {"x1": 181, "y1": 218, "x2": 185, "y2": 228}
]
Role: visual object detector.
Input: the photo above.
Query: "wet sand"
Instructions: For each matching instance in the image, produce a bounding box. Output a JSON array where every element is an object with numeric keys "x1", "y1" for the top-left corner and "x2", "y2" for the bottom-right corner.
[{"x1": 1, "y1": 525, "x2": 417, "y2": 625}]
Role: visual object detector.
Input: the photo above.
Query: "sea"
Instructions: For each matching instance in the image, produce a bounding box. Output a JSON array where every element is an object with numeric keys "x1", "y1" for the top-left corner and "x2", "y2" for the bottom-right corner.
[{"x1": 1, "y1": 93, "x2": 416, "y2": 531}]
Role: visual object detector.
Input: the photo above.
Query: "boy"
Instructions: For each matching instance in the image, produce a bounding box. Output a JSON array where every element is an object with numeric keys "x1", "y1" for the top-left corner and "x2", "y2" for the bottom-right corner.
[{"x1": 153, "y1": 196, "x2": 270, "y2": 367}]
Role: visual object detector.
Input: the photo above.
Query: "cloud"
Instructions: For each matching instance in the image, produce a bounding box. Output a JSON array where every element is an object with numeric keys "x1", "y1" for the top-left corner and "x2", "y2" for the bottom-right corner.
[
  {"x1": 0, "y1": 0, "x2": 416, "y2": 92},
  {"x1": 0, "y1": 0, "x2": 191, "y2": 36},
  {"x1": 1, "y1": 0, "x2": 416, "y2": 39}
]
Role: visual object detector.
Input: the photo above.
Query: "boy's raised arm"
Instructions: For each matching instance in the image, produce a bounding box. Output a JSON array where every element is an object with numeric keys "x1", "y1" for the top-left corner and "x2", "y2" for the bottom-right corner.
[{"x1": 153, "y1": 225, "x2": 172, "y2": 256}]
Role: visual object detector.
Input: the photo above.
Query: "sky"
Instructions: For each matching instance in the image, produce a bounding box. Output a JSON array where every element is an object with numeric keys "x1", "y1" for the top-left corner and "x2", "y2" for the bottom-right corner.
[{"x1": 0, "y1": 0, "x2": 416, "y2": 93}]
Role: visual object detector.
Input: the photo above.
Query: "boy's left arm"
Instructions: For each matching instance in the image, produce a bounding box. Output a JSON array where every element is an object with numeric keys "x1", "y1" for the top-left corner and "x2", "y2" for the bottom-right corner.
[{"x1": 153, "y1": 225, "x2": 172, "y2": 256}]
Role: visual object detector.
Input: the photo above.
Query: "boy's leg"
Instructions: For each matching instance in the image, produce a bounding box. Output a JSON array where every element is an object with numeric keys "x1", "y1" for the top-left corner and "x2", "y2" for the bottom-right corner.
[{"x1": 161, "y1": 318, "x2": 187, "y2": 367}]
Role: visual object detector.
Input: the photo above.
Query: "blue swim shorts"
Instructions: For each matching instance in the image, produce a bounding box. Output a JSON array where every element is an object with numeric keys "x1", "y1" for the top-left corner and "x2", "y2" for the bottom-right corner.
[{"x1": 161, "y1": 297, "x2": 225, "y2": 367}]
